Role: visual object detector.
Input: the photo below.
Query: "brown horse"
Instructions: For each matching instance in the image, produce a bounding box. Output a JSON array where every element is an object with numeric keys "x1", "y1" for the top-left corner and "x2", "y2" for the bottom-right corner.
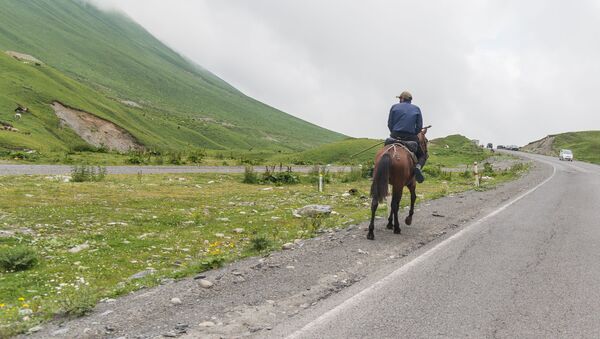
[{"x1": 367, "y1": 128, "x2": 429, "y2": 240}]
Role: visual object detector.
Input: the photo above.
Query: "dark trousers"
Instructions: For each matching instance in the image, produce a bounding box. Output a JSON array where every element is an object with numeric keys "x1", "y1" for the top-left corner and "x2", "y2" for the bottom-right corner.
[{"x1": 390, "y1": 132, "x2": 428, "y2": 168}]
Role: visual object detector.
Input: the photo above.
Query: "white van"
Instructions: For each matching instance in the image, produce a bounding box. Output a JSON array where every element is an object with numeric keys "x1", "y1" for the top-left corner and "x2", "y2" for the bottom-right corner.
[{"x1": 559, "y1": 149, "x2": 573, "y2": 161}]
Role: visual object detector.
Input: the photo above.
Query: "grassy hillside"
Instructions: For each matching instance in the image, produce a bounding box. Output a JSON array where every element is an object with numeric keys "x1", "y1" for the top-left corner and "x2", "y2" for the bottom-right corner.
[
  {"x1": 0, "y1": 0, "x2": 344, "y2": 155},
  {"x1": 273, "y1": 138, "x2": 383, "y2": 165},
  {"x1": 428, "y1": 134, "x2": 489, "y2": 167},
  {"x1": 272, "y1": 134, "x2": 488, "y2": 166},
  {"x1": 552, "y1": 131, "x2": 600, "y2": 164}
]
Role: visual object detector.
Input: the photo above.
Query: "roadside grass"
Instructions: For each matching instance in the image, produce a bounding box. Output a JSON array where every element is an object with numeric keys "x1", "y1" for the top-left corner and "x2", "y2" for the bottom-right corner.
[{"x1": 0, "y1": 164, "x2": 527, "y2": 336}]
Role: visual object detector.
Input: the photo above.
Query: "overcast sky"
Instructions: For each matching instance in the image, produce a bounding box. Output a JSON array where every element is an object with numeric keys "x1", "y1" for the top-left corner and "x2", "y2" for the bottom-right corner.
[{"x1": 91, "y1": 0, "x2": 600, "y2": 146}]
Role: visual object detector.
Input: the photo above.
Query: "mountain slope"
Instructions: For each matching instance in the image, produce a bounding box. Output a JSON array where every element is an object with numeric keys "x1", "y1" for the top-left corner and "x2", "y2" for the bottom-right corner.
[
  {"x1": 523, "y1": 131, "x2": 600, "y2": 164},
  {"x1": 0, "y1": 0, "x2": 344, "y2": 153}
]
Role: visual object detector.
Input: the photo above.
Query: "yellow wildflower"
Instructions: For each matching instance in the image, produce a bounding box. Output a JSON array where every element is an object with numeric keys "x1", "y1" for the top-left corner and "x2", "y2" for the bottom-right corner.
[
  {"x1": 22, "y1": 304, "x2": 29, "y2": 308},
  {"x1": 0, "y1": 303, "x2": 5, "y2": 308},
  {"x1": 18, "y1": 297, "x2": 25, "y2": 301}
]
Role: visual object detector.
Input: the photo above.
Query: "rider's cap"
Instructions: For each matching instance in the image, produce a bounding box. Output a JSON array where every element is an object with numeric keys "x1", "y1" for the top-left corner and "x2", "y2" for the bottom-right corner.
[{"x1": 396, "y1": 91, "x2": 413, "y2": 101}]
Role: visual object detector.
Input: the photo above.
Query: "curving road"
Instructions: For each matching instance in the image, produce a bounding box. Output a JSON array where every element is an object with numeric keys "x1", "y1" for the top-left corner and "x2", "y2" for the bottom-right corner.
[{"x1": 271, "y1": 152, "x2": 600, "y2": 338}]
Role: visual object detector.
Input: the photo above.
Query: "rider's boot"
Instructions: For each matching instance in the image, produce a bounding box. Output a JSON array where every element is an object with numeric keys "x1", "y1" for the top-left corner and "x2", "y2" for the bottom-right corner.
[
  {"x1": 414, "y1": 153, "x2": 427, "y2": 183},
  {"x1": 414, "y1": 164, "x2": 425, "y2": 183}
]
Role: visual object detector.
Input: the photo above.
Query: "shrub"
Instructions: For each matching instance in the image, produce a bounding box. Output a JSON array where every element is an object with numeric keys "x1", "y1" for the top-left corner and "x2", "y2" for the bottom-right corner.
[
  {"x1": 460, "y1": 169, "x2": 473, "y2": 179},
  {"x1": 71, "y1": 165, "x2": 107, "y2": 182},
  {"x1": 250, "y1": 235, "x2": 271, "y2": 252},
  {"x1": 187, "y1": 150, "x2": 206, "y2": 164},
  {"x1": 127, "y1": 152, "x2": 146, "y2": 165},
  {"x1": 189, "y1": 256, "x2": 225, "y2": 273},
  {"x1": 9, "y1": 150, "x2": 39, "y2": 161},
  {"x1": 341, "y1": 166, "x2": 363, "y2": 183},
  {"x1": 167, "y1": 152, "x2": 182, "y2": 165},
  {"x1": 242, "y1": 166, "x2": 258, "y2": 184},
  {"x1": 509, "y1": 163, "x2": 526, "y2": 173},
  {"x1": 483, "y1": 162, "x2": 494, "y2": 176},
  {"x1": 70, "y1": 144, "x2": 96, "y2": 152},
  {"x1": 57, "y1": 287, "x2": 96, "y2": 317},
  {"x1": 260, "y1": 167, "x2": 300, "y2": 185},
  {"x1": 440, "y1": 170, "x2": 453, "y2": 181},
  {"x1": 361, "y1": 162, "x2": 374, "y2": 178},
  {"x1": 0, "y1": 246, "x2": 38, "y2": 272},
  {"x1": 153, "y1": 155, "x2": 164, "y2": 165},
  {"x1": 423, "y1": 165, "x2": 442, "y2": 178}
]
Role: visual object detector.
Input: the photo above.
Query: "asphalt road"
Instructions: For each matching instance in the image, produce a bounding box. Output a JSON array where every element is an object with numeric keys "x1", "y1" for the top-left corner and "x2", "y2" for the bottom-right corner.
[{"x1": 274, "y1": 153, "x2": 600, "y2": 338}]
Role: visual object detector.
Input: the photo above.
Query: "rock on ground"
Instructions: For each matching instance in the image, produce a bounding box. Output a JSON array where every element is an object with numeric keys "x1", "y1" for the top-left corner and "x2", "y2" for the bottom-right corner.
[{"x1": 294, "y1": 205, "x2": 332, "y2": 218}]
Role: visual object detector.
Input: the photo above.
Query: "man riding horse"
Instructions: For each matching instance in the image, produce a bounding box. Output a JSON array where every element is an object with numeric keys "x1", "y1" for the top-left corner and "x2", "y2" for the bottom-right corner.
[{"x1": 387, "y1": 91, "x2": 428, "y2": 183}]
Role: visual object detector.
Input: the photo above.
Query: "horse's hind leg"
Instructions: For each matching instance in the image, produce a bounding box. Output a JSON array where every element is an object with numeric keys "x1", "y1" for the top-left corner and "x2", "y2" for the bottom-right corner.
[
  {"x1": 405, "y1": 182, "x2": 417, "y2": 225},
  {"x1": 386, "y1": 199, "x2": 393, "y2": 230},
  {"x1": 391, "y1": 187, "x2": 402, "y2": 234},
  {"x1": 367, "y1": 197, "x2": 378, "y2": 240}
]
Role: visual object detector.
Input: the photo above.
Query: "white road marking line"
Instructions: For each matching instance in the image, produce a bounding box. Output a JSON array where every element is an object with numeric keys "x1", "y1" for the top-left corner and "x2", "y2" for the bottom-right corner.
[{"x1": 286, "y1": 163, "x2": 557, "y2": 339}]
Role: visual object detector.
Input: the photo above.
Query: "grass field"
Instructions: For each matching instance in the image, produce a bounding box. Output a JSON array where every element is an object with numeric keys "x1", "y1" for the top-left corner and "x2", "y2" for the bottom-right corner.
[
  {"x1": 552, "y1": 131, "x2": 600, "y2": 164},
  {"x1": 0, "y1": 162, "x2": 528, "y2": 336},
  {"x1": 0, "y1": 0, "x2": 344, "y2": 154}
]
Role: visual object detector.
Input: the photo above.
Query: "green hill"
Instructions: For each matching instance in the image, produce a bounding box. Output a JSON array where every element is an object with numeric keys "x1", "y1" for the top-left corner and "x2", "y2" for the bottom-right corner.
[
  {"x1": 273, "y1": 134, "x2": 487, "y2": 166},
  {"x1": 428, "y1": 134, "x2": 488, "y2": 167},
  {"x1": 523, "y1": 131, "x2": 600, "y2": 164},
  {"x1": 273, "y1": 138, "x2": 382, "y2": 165},
  {"x1": 0, "y1": 0, "x2": 344, "y2": 155},
  {"x1": 553, "y1": 131, "x2": 600, "y2": 164}
]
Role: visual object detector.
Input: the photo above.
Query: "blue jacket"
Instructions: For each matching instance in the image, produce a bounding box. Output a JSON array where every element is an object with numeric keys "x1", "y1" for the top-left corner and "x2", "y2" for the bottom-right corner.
[{"x1": 388, "y1": 102, "x2": 423, "y2": 136}]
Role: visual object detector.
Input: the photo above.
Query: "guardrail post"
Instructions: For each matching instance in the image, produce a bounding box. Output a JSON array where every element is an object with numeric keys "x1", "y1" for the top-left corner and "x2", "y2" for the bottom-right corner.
[
  {"x1": 318, "y1": 171, "x2": 323, "y2": 192},
  {"x1": 474, "y1": 161, "x2": 480, "y2": 187}
]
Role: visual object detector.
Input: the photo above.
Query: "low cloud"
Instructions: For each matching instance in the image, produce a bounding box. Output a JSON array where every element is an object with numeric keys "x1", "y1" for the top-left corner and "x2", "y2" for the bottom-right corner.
[{"x1": 87, "y1": 0, "x2": 600, "y2": 145}]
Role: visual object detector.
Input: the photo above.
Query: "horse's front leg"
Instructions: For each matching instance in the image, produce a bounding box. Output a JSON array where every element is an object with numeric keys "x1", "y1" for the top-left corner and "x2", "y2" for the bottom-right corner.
[
  {"x1": 367, "y1": 197, "x2": 378, "y2": 240},
  {"x1": 405, "y1": 182, "x2": 417, "y2": 225}
]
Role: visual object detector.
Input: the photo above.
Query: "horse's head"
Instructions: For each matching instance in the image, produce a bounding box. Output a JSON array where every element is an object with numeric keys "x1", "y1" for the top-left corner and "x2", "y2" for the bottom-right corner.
[{"x1": 418, "y1": 125, "x2": 431, "y2": 153}]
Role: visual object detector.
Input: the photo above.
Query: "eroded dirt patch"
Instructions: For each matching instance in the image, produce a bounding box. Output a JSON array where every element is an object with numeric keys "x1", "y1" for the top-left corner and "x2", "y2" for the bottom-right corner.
[
  {"x1": 5, "y1": 51, "x2": 43, "y2": 65},
  {"x1": 522, "y1": 135, "x2": 555, "y2": 156},
  {"x1": 51, "y1": 101, "x2": 143, "y2": 152}
]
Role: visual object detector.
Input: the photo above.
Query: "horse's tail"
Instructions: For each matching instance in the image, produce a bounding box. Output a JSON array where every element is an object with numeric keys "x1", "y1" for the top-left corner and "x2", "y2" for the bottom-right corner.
[{"x1": 371, "y1": 153, "x2": 391, "y2": 203}]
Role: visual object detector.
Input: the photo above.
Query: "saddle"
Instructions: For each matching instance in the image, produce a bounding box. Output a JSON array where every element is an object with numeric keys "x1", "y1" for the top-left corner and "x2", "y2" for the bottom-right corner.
[
  {"x1": 383, "y1": 138, "x2": 418, "y2": 164},
  {"x1": 384, "y1": 138, "x2": 419, "y2": 153}
]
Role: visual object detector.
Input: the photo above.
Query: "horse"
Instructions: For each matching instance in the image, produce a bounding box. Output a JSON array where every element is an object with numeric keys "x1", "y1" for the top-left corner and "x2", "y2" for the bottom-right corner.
[{"x1": 367, "y1": 127, "x2": 429, "y2": 240}]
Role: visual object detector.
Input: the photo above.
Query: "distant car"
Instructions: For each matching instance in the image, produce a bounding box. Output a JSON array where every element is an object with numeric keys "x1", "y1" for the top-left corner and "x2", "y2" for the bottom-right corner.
[
  {"x1": 497, "y1": 145, "x2": 505, "y2": 150},
  {"x1": 486, "y1": 143, "x2": 493, "y2": 149},
  {"x1": 559, "y1": 149, "x2": 573, "y2": 161}
]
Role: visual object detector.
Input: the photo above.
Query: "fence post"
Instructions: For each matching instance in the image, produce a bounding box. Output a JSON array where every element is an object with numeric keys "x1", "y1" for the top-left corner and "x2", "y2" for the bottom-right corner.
[{"x1": 474, "y1": 161, "x2": 480, "y2": 187}]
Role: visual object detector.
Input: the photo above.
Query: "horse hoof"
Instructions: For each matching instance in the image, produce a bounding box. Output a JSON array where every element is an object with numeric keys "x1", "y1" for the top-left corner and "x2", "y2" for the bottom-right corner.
[
  {"x1": 386, "y1": 223, "x2": 393, "y2": 230},
  {"x1": 367, "y1": 233, "x2": 375, "y2": 240},
  {"x1": 394, "y1": 228, "x2": 401, "y2": 234},
  {"x1": 405, "y1": 217, "x2": 412, "y2": 225}
]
